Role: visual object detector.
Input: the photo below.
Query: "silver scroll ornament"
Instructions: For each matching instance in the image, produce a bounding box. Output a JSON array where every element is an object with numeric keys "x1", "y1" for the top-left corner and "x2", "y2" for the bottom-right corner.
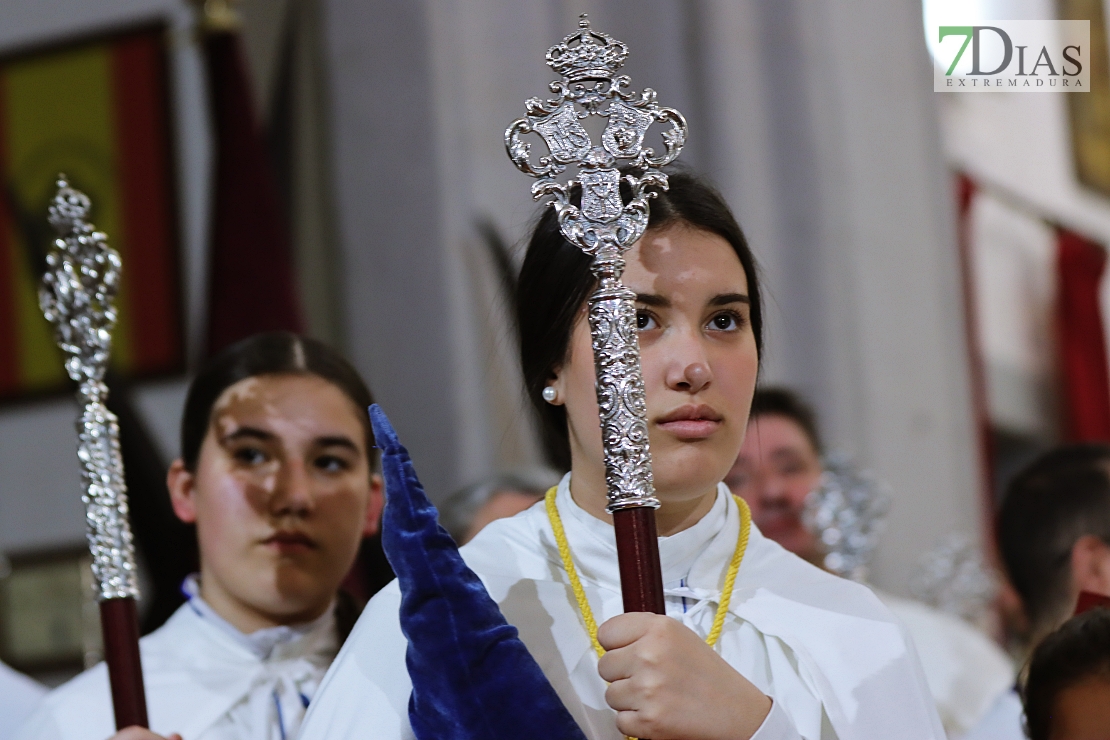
[
  {"x1": 802, "y1": 454, "x2": 891, "y2": 583},
  {"x1": 506, "y1": 15, "x2": 687, "y2": 512},
  {"x1": 40, "y1": 177, "x2": 140, "y2": 602}
]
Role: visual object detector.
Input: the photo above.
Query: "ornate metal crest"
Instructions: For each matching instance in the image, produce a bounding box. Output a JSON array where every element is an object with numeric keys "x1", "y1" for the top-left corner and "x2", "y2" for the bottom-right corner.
[
  {"x1": 506, "y1": 15, "x2": 688, "y2": 512},
  {"x1": 505, "y1": 14, "x2": 688, "y2": 256},
  {"x1": 40, "y1": 176, "x2": 139, "y2": 602}
]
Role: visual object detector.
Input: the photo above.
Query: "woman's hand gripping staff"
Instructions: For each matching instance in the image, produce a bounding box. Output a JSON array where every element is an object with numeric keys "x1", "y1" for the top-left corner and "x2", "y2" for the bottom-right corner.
[{"x1": 598, "y1": 613, "x2": 772, "y2": 740}]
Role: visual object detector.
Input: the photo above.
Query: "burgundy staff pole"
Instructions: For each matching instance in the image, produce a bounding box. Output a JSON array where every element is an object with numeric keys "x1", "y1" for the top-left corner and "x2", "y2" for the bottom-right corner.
[
  {"x1": 505, "y1": 15, "x2": 688, "y2": 615},
  {"x1": 41, "y1": 178, "x2": 148, "y2": 729}
]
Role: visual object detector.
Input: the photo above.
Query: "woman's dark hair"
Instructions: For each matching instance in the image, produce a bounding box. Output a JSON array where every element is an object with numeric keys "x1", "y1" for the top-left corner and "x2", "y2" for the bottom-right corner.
[
  {"x1": 749, "y1": 387, "x2": 822, "y2": 454},
  {"x1": 180, "y1": 332, "x2": 376, "y2": 472},
  {"x1": 999, "y1": 443, "x2": 1110, "y2": 634},
  {"x1": 1022, "y1": 607, "x2": 1110, "y2": 740},
  {"x1": 516, "y1": 168, "x2": 763, "y2": 471}
]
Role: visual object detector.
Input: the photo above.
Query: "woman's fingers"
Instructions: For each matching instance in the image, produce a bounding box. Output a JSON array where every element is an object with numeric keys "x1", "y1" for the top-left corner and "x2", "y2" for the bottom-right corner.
[
  {"x1": 595, "y1": 612, "x2": 772, "y2": 740},
  {"x1": 597, "y1": 611, "x2": 654, "y2": 651}
]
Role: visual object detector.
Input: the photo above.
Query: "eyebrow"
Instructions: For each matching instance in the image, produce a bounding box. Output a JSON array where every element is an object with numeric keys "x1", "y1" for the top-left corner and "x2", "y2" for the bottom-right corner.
[
  {"x1": 220, "y1": 427, "x2": 359, "y2": 452},
  {"x1": 636, "y1": 293, "x2": 670, "y2": 308},
  {"x1": 316, "y1": 435, "x2": 360, "y2": 452},
  {"x1": 221, "y1": 427, "x2": 275, "y2": 444},
  {"x1": 635, "y1": 292, "x2": 750, "y2": 308},
  {"x1": 709, "y1": 293, "x2": 750, "y2": 307}
]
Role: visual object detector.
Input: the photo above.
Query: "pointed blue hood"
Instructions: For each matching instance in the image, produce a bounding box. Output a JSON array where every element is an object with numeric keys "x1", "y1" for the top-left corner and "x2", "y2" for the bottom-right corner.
[{"x1": 370, "y1": 404, "x2": 588, "y2": 740}]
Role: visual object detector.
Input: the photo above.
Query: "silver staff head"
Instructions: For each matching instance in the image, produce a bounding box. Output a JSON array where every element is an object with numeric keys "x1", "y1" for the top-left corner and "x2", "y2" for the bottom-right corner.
[
  {"x1": 42, "y1": 177, "x2": 122, "y2": 387},
  {"x1": 506, "y1": 13, "x2": 688, "y2": 258},
  {"x1": 41, "y1": 176, "x2": 139, "y2": 601},
  {"x1": 506, "y1": 16, "x2": 688, "y2": 513}
]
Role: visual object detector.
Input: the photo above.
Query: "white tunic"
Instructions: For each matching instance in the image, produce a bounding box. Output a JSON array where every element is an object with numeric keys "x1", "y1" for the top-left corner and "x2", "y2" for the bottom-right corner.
[
  {"x1": 16, "y1": 583, "x2": 338, "y2": 740},
  {"x1": 959, "y1": 689, "x2": 1023, "y2": 740},
  {"x1": 0, "y1": 662, "x2": 46, "y2": 740},
  {"x1": 877, "y1": 593, "x2": 1014, "y2": 737},
  {"x1": 299, "y1": 477, "x2": 944, "y2": 740}
]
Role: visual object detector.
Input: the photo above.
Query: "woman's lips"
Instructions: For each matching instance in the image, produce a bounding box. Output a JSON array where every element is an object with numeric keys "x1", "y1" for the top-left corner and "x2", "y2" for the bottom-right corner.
[
  {"x1": 656, "y1": 404, "x2": 723, "y2": 439},
  {"x1": 263, "y1": 531, "x2": 317, "y2": 553}
]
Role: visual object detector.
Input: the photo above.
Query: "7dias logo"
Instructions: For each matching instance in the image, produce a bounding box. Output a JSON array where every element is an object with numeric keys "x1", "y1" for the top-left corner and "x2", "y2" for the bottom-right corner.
[{"x1": 933, "y1": 20, "x2": 1089, "y2": 92}]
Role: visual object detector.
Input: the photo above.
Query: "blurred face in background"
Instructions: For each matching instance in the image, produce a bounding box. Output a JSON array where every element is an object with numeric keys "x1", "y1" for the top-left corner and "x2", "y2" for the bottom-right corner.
[
  {"x1": 462, "y1": 489, "x2": 545, "y2": 544},
  {"x1": 726, "y1": 413, "x2": 823, "y2": 563},
  {"x1": 168, "y1": 373, "x2": 383, "y2": 632}
]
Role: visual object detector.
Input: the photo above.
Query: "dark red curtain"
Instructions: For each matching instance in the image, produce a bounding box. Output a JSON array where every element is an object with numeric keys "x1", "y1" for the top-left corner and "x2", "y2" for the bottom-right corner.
[
  {"x1": 203, "y1": 31, "x2": 302, "y2": 357},
  {"x1": 1056, "y1": 228, "x2": 1110, "y2": 441}
]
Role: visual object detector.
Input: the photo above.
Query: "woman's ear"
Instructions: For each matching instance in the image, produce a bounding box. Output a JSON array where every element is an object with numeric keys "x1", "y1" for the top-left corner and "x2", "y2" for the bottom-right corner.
[
  {"x1": 167, "y1": 459, "x2": 199, "y2": 524},
  {"x1": 363, "y1": 473, "x2": 385, "y2": 536}
]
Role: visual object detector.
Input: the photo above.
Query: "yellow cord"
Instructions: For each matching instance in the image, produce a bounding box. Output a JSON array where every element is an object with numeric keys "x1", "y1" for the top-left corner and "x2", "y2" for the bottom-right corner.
[
  {"x1": 546, "y1": 488, "x2": 607, "y2": 657},
  {"x1": 544, "y1": 486, "x2": 752, "y2": 658}
]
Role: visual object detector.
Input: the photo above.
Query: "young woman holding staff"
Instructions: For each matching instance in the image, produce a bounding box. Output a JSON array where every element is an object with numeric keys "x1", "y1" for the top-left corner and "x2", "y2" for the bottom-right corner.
[
  {"x1": 18, "y1": 333, "x2": 384, "y2": 740},
  {"x1": 297, "y1": 171, "x2": 944, "y2": 740}
]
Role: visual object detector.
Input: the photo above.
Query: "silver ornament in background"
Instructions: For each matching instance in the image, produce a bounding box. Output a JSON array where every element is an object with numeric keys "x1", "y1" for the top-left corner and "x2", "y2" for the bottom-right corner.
[
  {"x1": 803, "y1": 454, "x2": 891, "y2": 583},
  {"x1": 910, "y1": 533, "x2": 998, "y2": 630}
]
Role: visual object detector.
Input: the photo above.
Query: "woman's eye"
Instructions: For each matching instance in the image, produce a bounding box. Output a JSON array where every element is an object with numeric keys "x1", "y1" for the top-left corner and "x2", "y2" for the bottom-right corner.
[
  {"x1": 636, "y1": 310, "x2": 659, "y2": 331},
  {"x1": 315, "y1": 455, "x2": 351, "y2": 473},
  {"x1": 708, "y1": 311, "x2": 744, "y2": 332},
  {"x1": 233, "y1": 447, "x2": 267, "y2": 466}
]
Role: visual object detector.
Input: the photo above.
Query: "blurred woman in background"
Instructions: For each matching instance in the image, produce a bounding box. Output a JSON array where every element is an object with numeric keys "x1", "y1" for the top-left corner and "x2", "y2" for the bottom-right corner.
[{"x1": 17, "y1": 332, "x2": 383, "y2": 740}]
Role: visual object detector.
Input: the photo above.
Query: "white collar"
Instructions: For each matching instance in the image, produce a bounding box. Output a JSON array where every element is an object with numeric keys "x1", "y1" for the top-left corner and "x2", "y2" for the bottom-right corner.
[
  {"x1": 555, "y1": 472, "x2": 740, "y2": 594},
  {"x1": 181, "y1": 574, "x2": 337, "y2": 661}
]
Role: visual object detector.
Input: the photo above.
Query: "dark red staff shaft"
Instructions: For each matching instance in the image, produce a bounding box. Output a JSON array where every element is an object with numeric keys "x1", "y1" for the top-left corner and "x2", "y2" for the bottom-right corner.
[
  {"x1": 613, "y1": 507, "x2": 665, "y2": 614},
  {"x1": 100, "y1": 598, "x2": 148, "y2": 729}
]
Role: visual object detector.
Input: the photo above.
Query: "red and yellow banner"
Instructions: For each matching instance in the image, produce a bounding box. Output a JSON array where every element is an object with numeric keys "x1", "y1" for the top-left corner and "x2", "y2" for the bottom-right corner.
[{"x1": 0, "y1": 25, "x2": 182, "y2": 401}]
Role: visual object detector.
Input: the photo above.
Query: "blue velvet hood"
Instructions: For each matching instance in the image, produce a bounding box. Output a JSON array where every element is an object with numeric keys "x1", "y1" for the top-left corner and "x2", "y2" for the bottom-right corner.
[{"x1": 370, "y1": 404, "x2": 588, "y2": 740}]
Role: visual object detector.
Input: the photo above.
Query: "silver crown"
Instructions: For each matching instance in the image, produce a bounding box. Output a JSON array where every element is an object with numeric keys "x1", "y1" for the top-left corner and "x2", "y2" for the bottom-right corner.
[{"x1": 546, "y1": 15, "x2": 630, "y2": 82}]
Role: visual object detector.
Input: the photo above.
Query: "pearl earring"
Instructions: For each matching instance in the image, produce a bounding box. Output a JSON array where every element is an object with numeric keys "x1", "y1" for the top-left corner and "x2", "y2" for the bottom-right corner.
[{"x1": 542, "y1": 386, "x2": 558, "y2": 403}]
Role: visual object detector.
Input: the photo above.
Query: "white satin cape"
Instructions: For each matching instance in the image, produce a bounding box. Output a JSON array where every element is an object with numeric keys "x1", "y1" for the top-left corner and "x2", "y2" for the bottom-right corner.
[
  {"x1": 15, "y1": 588, "x2": 337, "y2": 740},
  {"x1": 298, "y1": 476, "x2": 944, "y2": 740},
  {"x1": 0, "y1": 661, "x2": 46, "y2": 740}
]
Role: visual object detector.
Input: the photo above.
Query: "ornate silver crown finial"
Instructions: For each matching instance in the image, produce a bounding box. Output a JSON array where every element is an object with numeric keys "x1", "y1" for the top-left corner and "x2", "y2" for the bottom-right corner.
[
  {"x1": 506, "y1": 21, "x2": 688, "y2": 513},
  {"x1": 40, "y1": 177, "x2": 138, "y2": 602},
  {"x1": 545, "y1": 13, "x2": 630, "y2": 82},
  {"x1": 41, "y1": 175, "x2": 121, "y2": 387}
]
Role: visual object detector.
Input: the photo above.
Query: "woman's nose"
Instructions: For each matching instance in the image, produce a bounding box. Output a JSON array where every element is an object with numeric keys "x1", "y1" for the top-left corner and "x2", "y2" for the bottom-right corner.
[
  {"x1": 667, "y1": 360, "x2": 713, "y2": 393},
  {"x1": 270, "y1": 461, "x2": 315, "y2": 516}
]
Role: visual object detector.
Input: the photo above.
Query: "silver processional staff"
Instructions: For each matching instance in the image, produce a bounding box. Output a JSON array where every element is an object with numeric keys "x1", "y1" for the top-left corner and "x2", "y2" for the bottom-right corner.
[
  {"x1": 40, "y1": 177, "x2": 148, "y2": 729},
  {"x1": 505, "y1": 15, "x2": 688, "y2": 613}
]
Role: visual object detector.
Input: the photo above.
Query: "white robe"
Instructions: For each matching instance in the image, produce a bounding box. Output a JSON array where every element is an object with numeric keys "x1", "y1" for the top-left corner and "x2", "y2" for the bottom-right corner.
[
  {"x1": 16, "y1": 582, "x2": 338, "y2": 740},
  {"x1": 958, "y1": 689, "x2": 1023, "y2": 740},
  {"x1": 0, "y1": 662, "x2": 46, "y2": 740},
  {"x1": 299, "y1": 477, "x2": 944, "y2": 740},
  {"x1": 877, "y1": 593, "x2": 1014, "y2": 737}
]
